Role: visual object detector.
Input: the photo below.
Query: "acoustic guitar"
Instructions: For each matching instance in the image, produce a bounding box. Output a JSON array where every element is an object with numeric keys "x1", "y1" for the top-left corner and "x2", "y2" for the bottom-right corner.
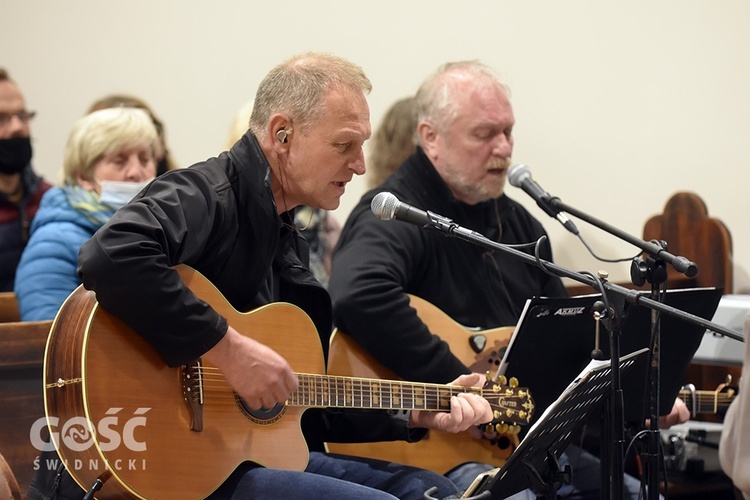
[
  {"x1": 326, "y1": 295, "x2": 522, "y2": 474},
  {"x1": 678, "y1": 383, "x2": 737, "y2": 416},
  {"x1": 43, "y1": 266, "x2": 533, "y2": 499}
]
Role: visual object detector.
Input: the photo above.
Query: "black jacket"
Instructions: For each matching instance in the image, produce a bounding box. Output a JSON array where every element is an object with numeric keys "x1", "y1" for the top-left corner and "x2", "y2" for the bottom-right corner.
[
  {"x1": 32, "y1": 132, "x2": 424, "y2": 500},
  {"x1": 77, "y1": 131, "x2": 421, "y2": 447},
  {"x1": 330, "y1": 148, "x2": 568, "y2": 384}
]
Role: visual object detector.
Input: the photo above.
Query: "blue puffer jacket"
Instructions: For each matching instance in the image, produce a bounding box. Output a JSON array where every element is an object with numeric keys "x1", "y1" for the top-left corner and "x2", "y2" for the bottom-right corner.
[{"x1": 14, "y1": 187, "x2": 104, "y2": 321}]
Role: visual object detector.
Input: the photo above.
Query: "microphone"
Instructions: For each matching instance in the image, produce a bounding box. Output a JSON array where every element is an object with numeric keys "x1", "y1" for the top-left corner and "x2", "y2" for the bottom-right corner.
[
  {"x1": 371, "y1": 191, "x2": 431, "y2": 226},
  {"x1": 371, "y1": 192, "x2": 485, "y2": 240},
  {"x1": 508, "y1": 164, "x2": 579, "y2": 235}
]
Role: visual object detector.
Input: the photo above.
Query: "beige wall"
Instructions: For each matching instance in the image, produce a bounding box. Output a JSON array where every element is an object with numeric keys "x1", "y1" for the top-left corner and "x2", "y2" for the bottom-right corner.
[{"x1": 4, "y1": 0, "x2": 749, "y2": 292}]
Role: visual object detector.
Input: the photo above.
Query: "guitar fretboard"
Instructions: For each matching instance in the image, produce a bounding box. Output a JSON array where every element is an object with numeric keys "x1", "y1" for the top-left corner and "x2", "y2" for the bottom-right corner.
[
  {"x1": 190, "y1": 366, "x2": 531, "y2": 425},
  {"x1": 287, "y1": 373, "x2": 482, "y2": 411}
]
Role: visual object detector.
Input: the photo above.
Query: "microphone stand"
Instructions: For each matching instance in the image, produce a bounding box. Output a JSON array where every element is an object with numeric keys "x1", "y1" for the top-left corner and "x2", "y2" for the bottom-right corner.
[
  {"x1": 547, "y1": 197, "x2": 689, "y2": 499},
  {"x1": 413, "y1": 209, "x2": 743, "y2": 500}
]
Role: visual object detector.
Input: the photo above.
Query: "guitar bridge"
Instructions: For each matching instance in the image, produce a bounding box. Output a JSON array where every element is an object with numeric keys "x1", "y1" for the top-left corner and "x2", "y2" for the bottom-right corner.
[{"x1": 181, "y1": 360, "x2": 204, "y2": 431}]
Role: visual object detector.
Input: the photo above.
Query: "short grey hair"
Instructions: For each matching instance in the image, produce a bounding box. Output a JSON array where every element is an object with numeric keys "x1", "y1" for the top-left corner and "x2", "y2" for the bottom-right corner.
[
  {"x1": 249, "y1": 52, "x2": 372, "y2": 139},
  {"x1": 414, "y1": 61, "x2": 510, "y2": 135},
  {"x1": 63, "y1": 107, "x2": 158, "y2": 185}
]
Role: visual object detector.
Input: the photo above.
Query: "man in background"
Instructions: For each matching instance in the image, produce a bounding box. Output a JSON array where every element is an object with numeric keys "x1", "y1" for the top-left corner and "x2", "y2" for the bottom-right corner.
[
  {"x1": 329, "y1": 60, "x2": 653, "y2": 498},
  {"x1": 0, "y1": 68, "x2": 51, "y2": 292}
]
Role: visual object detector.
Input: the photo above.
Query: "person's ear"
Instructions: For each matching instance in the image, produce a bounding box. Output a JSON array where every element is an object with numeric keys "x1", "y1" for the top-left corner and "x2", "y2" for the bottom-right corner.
[
  {"x1": 417, "y1": 121, "x2": 437, "y2": 155},
  {"x1": 75, "y1": 172, "x2": 98, "y2": 192},
  {"x1": 269, "y1": 114, "x2": 293, "y2": 153}
]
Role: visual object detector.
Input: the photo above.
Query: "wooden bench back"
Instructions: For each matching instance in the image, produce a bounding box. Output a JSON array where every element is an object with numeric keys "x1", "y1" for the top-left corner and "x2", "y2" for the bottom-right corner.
[
  {"x1": 643, "y1": 191, "x2": 733, "y2": 294},
  {"x1": 0, "y1": 320, "x2": 52, "y2": 496},
  {"x1": 0, "y1": 292, "x2": 21, "y2": 323}
]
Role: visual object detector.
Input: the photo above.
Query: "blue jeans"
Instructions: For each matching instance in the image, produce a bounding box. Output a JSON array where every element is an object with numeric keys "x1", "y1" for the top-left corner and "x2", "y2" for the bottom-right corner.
[{"x1": 210, "y1": 451, "x2": 459, "y2": 500}]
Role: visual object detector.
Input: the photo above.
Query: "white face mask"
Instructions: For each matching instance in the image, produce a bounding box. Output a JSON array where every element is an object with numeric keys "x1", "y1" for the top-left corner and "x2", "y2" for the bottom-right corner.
[{"x1": 99, "y1": 179, "x2": 154, "y2": 210}]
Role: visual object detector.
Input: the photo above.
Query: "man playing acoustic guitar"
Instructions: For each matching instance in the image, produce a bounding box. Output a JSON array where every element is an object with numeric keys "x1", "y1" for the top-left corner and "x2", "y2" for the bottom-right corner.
[
  {"x1": 34, "y1": 53, "x2": 494, "y2": 500},
  {"x1": 329, "y1": 60, "x2": 689, "y2": 498}
]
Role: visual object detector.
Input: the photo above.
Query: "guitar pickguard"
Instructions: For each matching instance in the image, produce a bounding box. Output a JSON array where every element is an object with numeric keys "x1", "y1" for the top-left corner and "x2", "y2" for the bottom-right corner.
[{"x1": 468, "y1": 335, "x2": 508, "y2": 376}]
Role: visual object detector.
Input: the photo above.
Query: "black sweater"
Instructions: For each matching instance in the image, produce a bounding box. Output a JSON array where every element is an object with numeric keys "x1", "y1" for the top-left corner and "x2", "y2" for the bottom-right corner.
[{"x1": 330, "y1": 148, "x2": 568, "y2": 384}]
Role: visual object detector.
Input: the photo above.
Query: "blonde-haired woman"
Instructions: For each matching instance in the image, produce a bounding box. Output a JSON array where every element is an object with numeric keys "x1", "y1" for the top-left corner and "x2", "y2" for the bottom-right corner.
[
  {"x1": 87, "y1": 94, "x2": 179, "y2": 175},
  {"x1": 14, "y1": 107, "x2": 157, "y2": 320}
]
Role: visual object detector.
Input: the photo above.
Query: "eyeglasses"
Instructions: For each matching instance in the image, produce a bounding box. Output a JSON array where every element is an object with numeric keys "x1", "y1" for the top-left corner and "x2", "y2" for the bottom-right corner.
[{"x1": 0, "y1": 110, "x2": 37, "y2": 127}]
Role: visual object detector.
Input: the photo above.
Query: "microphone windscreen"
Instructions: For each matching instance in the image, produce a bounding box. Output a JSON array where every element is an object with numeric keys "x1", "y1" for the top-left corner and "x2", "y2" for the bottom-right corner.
[
  {"x1": 371, "y1": 192, "x2": 399, "y2": 221},
  {"x1": 508, "y1": 163, "x2": 531, "y2": 188}
]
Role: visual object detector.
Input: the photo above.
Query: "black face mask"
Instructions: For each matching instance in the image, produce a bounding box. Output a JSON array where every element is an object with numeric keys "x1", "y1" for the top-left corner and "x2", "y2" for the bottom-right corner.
[{"x1": 0, "y1": 137, "x2": 33, "y2": 175}]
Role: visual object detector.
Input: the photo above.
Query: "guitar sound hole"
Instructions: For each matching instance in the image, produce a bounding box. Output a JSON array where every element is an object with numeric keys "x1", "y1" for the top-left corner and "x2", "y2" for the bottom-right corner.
[{"x1": 235, "y1": 395, "x2": 286, "y2": 425}]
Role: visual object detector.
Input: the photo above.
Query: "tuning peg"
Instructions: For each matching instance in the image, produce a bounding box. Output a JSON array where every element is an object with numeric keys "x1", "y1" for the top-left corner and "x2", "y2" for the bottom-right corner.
[
  {"x1": 495, "y1": 423, "x2": 509, "y2": 434},
  {"x1": 493, "y1": 410, "x2": 502, "y2": 421},
  {"x1": 510, "y1": 424, "x2": 521, "y2": 434},
  {"x1": 497, "y1": 375, "x2": 507, "y2": 386},
  {"x1": 509, "y1": 377, "x2": 518, "y2": 388}
]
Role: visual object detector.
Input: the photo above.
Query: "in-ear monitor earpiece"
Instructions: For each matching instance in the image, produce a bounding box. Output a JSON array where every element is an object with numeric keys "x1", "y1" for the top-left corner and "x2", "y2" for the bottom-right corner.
[{"x1": 276, "y1": 128, "x2": 291, "y2": 143}]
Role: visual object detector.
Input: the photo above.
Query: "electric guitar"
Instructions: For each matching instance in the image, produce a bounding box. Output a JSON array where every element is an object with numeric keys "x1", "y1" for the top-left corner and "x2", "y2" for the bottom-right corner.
[
  {"x1": 43, "y1": 266, "x2": 533, "y2": 499},
  {"x1": 326, "y1": 295, "x2": 524, "y2": 474}
]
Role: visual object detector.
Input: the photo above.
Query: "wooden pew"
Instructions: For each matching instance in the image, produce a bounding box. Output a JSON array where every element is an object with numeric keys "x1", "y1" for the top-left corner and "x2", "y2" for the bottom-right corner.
[
  {"x1": 0, "y1": 320, "x2": 52, "y2": 496},
  {"x1": 643, "y1": 191, "x2": 733, "y2": 294},
  {"x1": 0, "y1": 292, "x2": 21, "y2": 323}
]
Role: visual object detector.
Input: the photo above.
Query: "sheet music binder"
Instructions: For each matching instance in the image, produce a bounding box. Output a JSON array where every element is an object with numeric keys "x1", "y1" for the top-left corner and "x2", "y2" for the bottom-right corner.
[
  {"x1": 496, "y1": 287, "x2": 722, "y2": 426},
  {"x1": 463, "y1": 348, "x2": 649, "y2": 499}
]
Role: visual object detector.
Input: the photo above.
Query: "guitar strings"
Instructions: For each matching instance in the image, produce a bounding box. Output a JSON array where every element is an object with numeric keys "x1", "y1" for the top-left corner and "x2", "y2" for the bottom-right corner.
[
  {"x1": 678, "y1": 389, "x2": 737, "y2": 411},
  {"x1": 185, "y1": 367, "x2": 521, "y2": 416}
]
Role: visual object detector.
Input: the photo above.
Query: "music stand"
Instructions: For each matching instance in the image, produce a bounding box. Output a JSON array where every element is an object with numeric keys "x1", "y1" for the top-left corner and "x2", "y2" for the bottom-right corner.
[{"x1": 463, "y1": 348, "x2": 649, "y2": 499}]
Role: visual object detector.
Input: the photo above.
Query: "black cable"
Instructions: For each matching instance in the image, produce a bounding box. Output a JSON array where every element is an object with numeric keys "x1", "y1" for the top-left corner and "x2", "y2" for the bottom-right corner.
[{"x1": 575, "y1": 232, "x2": 643, "y2": 264}]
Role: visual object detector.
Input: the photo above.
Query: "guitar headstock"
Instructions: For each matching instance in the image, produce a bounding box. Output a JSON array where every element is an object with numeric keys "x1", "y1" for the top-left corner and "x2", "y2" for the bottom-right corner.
[{"x1": 482, "y1": 374, "x2": 534, "y2": 433}]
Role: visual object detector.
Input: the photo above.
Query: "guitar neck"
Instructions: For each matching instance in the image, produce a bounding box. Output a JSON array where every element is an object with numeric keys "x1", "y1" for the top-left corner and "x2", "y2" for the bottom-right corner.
[
  {"x1": 678, "y1": 388, "x2": 735, "y2": 415},
  {"x1": 287, "y1": 373, "x2": 480, "y2": 411}
]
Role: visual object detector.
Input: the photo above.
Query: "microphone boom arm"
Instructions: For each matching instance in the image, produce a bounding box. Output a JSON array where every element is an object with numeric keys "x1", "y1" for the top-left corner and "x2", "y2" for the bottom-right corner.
[
  {"x1": 444, "y1": 222, "x2": 742, "y2": 342},
  {"x1": 549, "y1": 197, "x2": 698, "y2": 278}
]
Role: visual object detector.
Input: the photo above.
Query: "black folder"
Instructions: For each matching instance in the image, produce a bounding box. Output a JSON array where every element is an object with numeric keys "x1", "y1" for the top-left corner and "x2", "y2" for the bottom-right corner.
[{"x1": 497, "y1": 287, "x2": 722, "y2": 427}]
